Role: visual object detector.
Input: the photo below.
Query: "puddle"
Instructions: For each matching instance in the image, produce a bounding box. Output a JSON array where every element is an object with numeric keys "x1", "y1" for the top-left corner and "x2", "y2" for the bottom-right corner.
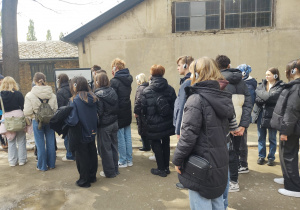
[{"x1": 14, "y1": 190, "x2": 66, "y2": 210}]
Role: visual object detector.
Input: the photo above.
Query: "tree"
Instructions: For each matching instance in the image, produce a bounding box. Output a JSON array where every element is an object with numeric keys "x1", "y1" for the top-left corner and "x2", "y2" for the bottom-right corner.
[
  {"x1": 59, "y1": 32, "x2": 64, "y2": 40},
  {"x1": 0, "y1": 12, "x2": 2, "y2": 41},
  {"x1": 2, "y1": 0, "x2": 20, "y2": 82},
  {"x1": 46, "y1": 29, "x2": 52, "y2": 41},
  {"x1": 26, "y1": 19, "x2": 37, "y2": 41}
]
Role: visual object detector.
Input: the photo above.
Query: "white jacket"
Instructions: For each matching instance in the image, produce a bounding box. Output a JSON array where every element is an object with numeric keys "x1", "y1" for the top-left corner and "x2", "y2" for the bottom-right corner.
[{"x1": 24, "y1": 86, "x2": 58, "y2": 119}]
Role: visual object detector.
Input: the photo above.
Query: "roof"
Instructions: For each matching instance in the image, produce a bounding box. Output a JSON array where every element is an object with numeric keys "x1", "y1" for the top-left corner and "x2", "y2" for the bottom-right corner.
[
  {"x1": 0, "y1": 41, "x2": 78, "y2": 60},
  {"x1": 62, "y1": 0, "x2": 145, "y2": 44}
]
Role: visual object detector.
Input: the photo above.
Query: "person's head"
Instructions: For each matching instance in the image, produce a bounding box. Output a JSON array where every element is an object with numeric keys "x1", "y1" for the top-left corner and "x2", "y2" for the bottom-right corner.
[
  {"x1": 96, "y1": 69, "x2": 107, "y2": 75},
  {"x1": 177, "y1": 56, "x2": 194, "y2": 76},
  {"x1": 111, "y1": 58, "x2": 126, "y2": 76},
  {"x1": 135, "y1": 73, "x2": 147, "y2": 85},
  {"x1": 91, "y1": 65, "x2": 101, "y2": 76},
  {"x1": 57, "y1": 73, "x2": 69, "y2": 88},
  {"x1": 237, "y1": 64, "x2": 252, "y2": 79},
  {"x1": 0, "y1": 76, "x2": 19, "y2": 92},
  {"x1": 215, "y1": 55, "x2": 231, "y2": 70},
  {"x1": 191, "y1": 57, "x2": 225, "y2": 85},
  {"x1": 33, "y1": 72, "x2": 46, "y2": 86},
  {"x1": 95, "y1": 73, "x2": 110, "y2": 88},
  {"x1": 286, "y1": 59, "x2": 300, "y2": 81},
  {"x1": 70, "y1": 76, "x2": 97, "y2": 102},
  {"x1": 150, "y1": 65, "x2": 165, "y2": 77},
  {"x1": 266, "y1": 67, "x2": 280, "y2": 83},
  {"x1": 0, "y1": 74, "x2": 4, "y2": 86}
]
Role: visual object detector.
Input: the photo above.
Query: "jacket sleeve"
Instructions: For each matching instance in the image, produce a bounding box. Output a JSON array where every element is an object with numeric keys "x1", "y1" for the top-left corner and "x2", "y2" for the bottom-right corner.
[
  {"x1": 134, "y1": 87, "x2": 142, "y2": 115},
  {"x1": 280, "y1": 89, "x2": 300, "y2": 136},
  {"x1": 239, "y1": 82, "x2": 253, "y2": 128},
  {"x1": 18, "y1": 91, "x2": 24, "y2": 111},
  {"x1": 96, "y1": 100, "x2": 104, "y2": 120},
  {"x1": 23, "y1": 94, "x2": 34, "y2": 118},
  {"x1": 65, "y1": 101, "x2": 79, "y2": 126},
  {"x1": 175, "y1": 81, "x2": 189, "y2": 135},
  {"x1": 256, "y1": 86, "x2": 284, "y2": 105},
  {"x1": 172, "y1": 95, "x2": 202, "y2": 166},
  {"x1": 110, "y1": 78, "x2": 119, "y2": 94},
  {"x1": 56, "y1": 90, "x2": 64, "y2": 108},
  {"x1": 140, "y1": 91, "x2": 147, "y2": 115},
  {"x1": 51, "y1": 94, "x2": 58, "y2": 112}
]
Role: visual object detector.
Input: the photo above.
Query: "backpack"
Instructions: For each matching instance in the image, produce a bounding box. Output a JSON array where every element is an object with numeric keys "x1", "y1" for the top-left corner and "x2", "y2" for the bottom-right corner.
[
  {"x1": 156, "y1": 95, "x2": 171, "y2": 117},
  {"x1": 35, "y1": 98, "x2": 54, "y2": 129}
]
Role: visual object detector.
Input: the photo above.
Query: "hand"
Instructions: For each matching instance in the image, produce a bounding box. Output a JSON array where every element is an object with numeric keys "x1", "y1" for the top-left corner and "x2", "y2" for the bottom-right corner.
[
  {"x1": 230, "y1": 131, "x2": 237, "y2": 136},
  {"x1": 235, "y1": 127, "x2": 245, "y2": 136},
  {"x1": 280, "y1": 135, "x2": 288, "y2": 141},
  {"x1": 134, "y1": 114, "x2": 138, "y2": 118},
  {"x1": 175, "y1": 166, "x2": 181, "y2": 174},
  {"x1": 176, "y1": 135, "x2": 180, "y2": 140}
]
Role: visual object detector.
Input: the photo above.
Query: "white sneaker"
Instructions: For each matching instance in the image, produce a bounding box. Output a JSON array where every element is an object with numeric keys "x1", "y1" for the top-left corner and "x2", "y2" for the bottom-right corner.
[
  {"x1": 149, "y1": 155, "x2": 156, "y2": 161},
  {"x1": 62, "y1": 156, "x2": 75, "y2": 162},
  {"x1": 19, "y1": 159, "x2": 28, "y2": 166},
  {"x1": 229, "y1": 181, "x2": 240, "y2": 192},
  {"x1": 274, "y1": 178, "x2": 284, "y2": 185},
  {"x1": 278, "y1": 188, "x2": 300, "y2": 197},
  {"x1": 99, "y1": 171, "x2": 106, "y2": 177},
  {"x1": 118, "y1": 162, "x2": 128, "y2": 168},
  {"x1": 127, "y1": 161, "x2": 133, "y2": 167}
]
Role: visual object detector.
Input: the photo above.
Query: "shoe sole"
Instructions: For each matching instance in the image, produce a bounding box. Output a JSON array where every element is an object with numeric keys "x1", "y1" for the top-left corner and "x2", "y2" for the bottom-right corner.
[
  {"x1": 238, "y1": 170, "x2": 249, "y2": 174},
  {"x1": 229, "y1": 189, "x2": 240, "y2": 192}
]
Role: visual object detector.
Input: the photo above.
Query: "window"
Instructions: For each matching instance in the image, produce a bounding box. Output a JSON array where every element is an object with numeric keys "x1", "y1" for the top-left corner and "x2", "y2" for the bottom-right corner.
[
  {"x1": 30, "y1": 63, "x2": 55, "y2": 82},
  {"x1": 173, "y1": 0, "x2": 272, "y2": 32}
]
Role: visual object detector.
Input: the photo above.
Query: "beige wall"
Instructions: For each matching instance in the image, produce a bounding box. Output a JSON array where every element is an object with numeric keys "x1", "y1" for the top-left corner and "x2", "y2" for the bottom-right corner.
[{"x1": 77, "y1": 0, "x2": 300, "y2": 102}]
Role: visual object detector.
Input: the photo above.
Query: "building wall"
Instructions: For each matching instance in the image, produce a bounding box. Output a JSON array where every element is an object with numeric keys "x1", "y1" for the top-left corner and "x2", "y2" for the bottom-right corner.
[
  {"x1": 77, "y1": 0, "x2": 300, "y2": 103},
  {"x1": 19, "y1": 59, "x2": 79, "y2": 95}
]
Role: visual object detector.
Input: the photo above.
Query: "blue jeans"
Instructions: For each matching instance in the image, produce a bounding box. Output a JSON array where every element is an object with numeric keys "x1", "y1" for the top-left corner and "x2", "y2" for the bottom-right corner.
[
  {"x1": 223, "y1": 143, "x2": 230, "y2": 209},
  {"x1": 257, "y1": 112, "x2": 277, "y2": 160},
  {"x1": 64, "y1": 136, "x2": 75, "y2": 160},
  {"x1": 189, "y1": 190, "x2": 224, "y2": 210},
  {"x1": 33, "y1": 120, "x2": 56, "y2": 171},
  {"x1": 117, "y1": 125, "x2": 132, "y2": 165}
]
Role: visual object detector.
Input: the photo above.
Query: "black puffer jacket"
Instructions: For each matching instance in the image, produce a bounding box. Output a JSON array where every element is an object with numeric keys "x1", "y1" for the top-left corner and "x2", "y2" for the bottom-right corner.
[
  {"x1": 271, "y1": 78, "x2": 300, "y2": 136},
  {"x1": 251, "y1": 79, "x2": 283, "y2": 128},
  {"x1": 221, "y1": 68, "x2": 252, "y2": 128},
  {"x1": 0, "y1": 91, "x2": 24, "y2": 112},
  {"x1": 140, "y1": 76, "x2": 176, "y2": 140},
  {"x1": 57, "y1": 82, "x2": 72, "y2": 108},
  {"x1": 134, "y1": 82, "x2": 149, "y2": 136},
  {"x1": 110, "y1": 68, "x2": 133, "y2": 128},
  {"x1": 94, "y1": 86, "x2": 118, "y2": 127},
  {"x1": 172, "y1": 80, "x2": 234, "y2": 199}
]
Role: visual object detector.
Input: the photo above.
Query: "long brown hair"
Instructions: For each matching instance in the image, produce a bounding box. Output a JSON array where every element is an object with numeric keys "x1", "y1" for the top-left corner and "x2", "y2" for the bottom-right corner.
[
  {"x1": 70, "y1": 76, "x2": 97, "y2": 102},
  {"x1": 95, "y1": 73, "x2": 110, "y2": 88},
  {"x1": 286, "y1": 59, "x2": 300, "y2": 81},
  {"x1": 33, "y1": 72, "x2": 46, "y2": 86},
  {"x1": 57, "y1": 73, "x2": 69, "y2": 89}
]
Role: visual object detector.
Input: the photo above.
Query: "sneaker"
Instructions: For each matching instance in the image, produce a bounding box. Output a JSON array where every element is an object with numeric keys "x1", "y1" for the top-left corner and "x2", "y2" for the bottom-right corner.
[
  {"x1": 274, "y1": 178, "x2": 284, "y2": 185},
  {"x1": 257, "y1": 157, "x2": 265, "y2": 165},
  {"x1": 229, "y1": 181, "x2": 240, "y2": 192},
  {"x1": 35, "y1": 157, "x2": 38, "y2": 162},
  {"x1": 19, "y1": 159, "x2": 28, "y2": 166},
  {"x1": 62, "y1": 156, "x2": 75, "y2": 162},
  {"x1": 165, "y1": 167, "x2": 170, "y2": 174},
  {"x1": 149, "y1": 155, "x2": 156, "y2": 161},
  {"x1": 127, "y1": 161, "x2": 133, "y2": 167},
  {"x1": 151, "y1": 168, "x2": 167, "y2": 177},
  {"x1": 9, "y1": 163, "x2": 16, "y2": 167},
  {"x1": 118, "y1": 162, "x2": 128, "y2": 168},
  {"x1": 176, "y1": 183, "x2": 186, "y2": 189},
  {"x1": 238, "y1": 166, "x2": 249, "y2": 174},
  {"x1": 267, "y1": 159, "x2": 275, "y2": 166},
  {"x1": 99, "y1": 171, "x2": 106, "y2": 177},
  {"x1": 278, "y1": 188, "x2": 300, "y2": 198}
]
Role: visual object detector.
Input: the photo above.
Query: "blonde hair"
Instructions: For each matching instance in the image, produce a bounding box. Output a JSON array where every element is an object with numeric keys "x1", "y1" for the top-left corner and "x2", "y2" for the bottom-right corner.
[
  {"x1": 0, "y1": 76, "x2": 19, "y2": 92},
  {"x1": 177, "y1": 55, "x2": 194, "y2": 65},
  {"x1": 135, "y1": 73, "x2": 147, "y2": 85},
  {"x1": 191, "y1": 57, "x2": 225, "y2": 85},
  {"x1": 111, "y1": 58, "x2": 126, "y2": 71}
]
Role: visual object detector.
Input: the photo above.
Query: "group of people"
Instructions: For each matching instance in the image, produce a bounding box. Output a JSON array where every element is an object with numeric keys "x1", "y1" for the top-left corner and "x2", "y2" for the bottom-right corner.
[{"x1": 0, "y1": 54, "x2": 299, "y2": 209}]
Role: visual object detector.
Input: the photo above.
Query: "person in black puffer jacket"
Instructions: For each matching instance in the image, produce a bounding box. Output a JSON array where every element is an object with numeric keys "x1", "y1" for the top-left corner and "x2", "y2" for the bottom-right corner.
[
  {"x1": 251, "y1": 68, "x2": 283, "y2": 166},
  {"x1": 134, "y1": 73, "x2": 150, "y2": 151},
  {"x1": 56, "y1": 73, "x2": 75, "y2": 161},
  {"x1": 94, "y1": 73, "x2": 119, "y2": 178},
  {"x1": 173, "y1": 57, "x2": 234, "y2": 209},
  {"x1": 110, "y1": 58, "x2": 133, "y2": 168},
  {"x1": 216, "y1": 55, "x2": 253, "y2": 192},
  {"x1": 139, "y1": 65, "x2": 176, "y2": 177},
  {"x1": 270, "y1": 60, "x2": 300, "y2": 197}
]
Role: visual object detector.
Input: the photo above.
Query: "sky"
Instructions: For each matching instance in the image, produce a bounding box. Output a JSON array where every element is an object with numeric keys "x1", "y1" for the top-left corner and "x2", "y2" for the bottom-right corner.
[{"x1": 15, "y1": 0, "x2": 124, "y2": 42}]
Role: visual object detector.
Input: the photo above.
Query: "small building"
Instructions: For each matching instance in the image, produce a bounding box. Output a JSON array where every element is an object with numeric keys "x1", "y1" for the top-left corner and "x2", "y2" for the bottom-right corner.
[{"x1": 0, "y1": 41, "x2": 79, "y2": 94}]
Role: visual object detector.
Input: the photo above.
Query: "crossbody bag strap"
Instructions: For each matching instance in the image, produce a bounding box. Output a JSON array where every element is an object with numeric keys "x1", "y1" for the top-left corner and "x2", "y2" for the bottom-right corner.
[{"x1": 0, "y1": 93, "x2": 6, "y2": 116}]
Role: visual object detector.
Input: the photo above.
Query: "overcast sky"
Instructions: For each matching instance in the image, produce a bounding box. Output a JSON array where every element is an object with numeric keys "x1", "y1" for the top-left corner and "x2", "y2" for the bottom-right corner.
[{"x1": 16, "y1": 0, "x2": 124, "y2": 42}]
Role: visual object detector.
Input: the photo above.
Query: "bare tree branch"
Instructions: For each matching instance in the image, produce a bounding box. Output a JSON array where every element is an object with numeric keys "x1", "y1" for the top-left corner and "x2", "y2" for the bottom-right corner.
[
  {"x1": 58, "y1": 0, "x2": 102, "y2": 5},
  {"x1": 32, "y1": 0, "x2": 60, "y2": 13}
]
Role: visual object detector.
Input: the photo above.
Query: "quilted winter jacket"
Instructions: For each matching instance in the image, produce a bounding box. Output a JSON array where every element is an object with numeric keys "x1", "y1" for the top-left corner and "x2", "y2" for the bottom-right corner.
[
  {"x1": 24, "y1": 85, "x2": 58, "y2": 119},
  {"x1": 270, "y1": 78, "x2": 300, "y2": 136},
  {"x1": 134, "y1": 82, "x2": 149, "y2": 136},
  {"x1": 56, "y1": 82, "x2": 72, "y2": 108},
  {"x1": 221, "y1": 68, "x2": 253, "y2": 127},
  {"x1": 172, "y1": 80, "x2": 234, "y2": 199}
]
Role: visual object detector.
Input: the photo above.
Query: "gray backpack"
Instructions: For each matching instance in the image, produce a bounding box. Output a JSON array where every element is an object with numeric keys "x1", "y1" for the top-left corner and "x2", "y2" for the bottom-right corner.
[{"x1": 35, "y1": 98, "x2": 54, "y2": 129}]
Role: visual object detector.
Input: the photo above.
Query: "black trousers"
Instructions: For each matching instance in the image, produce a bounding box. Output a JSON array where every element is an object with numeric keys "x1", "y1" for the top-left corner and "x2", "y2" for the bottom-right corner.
[
  {"x1": 239, "y1": 129, "x2": 248, "y2": 167},
  {"x1": 151, "y1": 136, "x2": 170, "y2": 170},
  {"x1": 141, "y1": 135, "x2": 151, "y2": 150},
  {"x1": 97, "y1": 122, "x2": 119, "y2": 177},
  {"x1": 279, "y1": 135, "x2": 300, "y2": 192},
  {"x1": 75, "y1": 140, "x2": 98, "y2": 184},
  {"x1": 229, "y1": 134, "x2": 242, "y2": 182}
]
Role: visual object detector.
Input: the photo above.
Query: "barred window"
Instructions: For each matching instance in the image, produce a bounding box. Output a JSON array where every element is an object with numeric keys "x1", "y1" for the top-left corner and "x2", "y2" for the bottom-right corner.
[{"x1": 30, "y1": 63, "x2": 55, "y2": 82}]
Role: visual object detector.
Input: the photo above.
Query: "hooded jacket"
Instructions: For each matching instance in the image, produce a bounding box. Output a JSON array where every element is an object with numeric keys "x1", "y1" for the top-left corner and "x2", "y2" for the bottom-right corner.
[
  {"x1": 140, "y1": 76, "x2": 176, "y2": 140},
  {"x1": 94, "y1": 86, "x2": 118, "y2": 127},
  {"x1": 172, "y1": 80, "x2": 234, "y2": 199},
  {"x1": 66, "y1": 93, "x2": 97, "y2": 143},
  {"x1": 134, "y1": 82, "x2": 149, "y2": 136},
  {"x1": 251, "y1": 79, "x2": 283, "y2": 128},
  {"x1": 0, "y1": 91, "x2": 24, "y2": 112},
  {"x1": 24, "y1": 85, "x2": 58, "y2": 119},
  {"x1": 57, "y1": 82, "x2": 72, "y2": 108},
  {"x1": 221, "y1": 68, "x2": 252, "y2": 127},
  {"x1": 110, "y1": 68, "x2": 133, "y2": 128},
  {"x1": 270, "y1": 78, "x2": 300, "y2": 136}
]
